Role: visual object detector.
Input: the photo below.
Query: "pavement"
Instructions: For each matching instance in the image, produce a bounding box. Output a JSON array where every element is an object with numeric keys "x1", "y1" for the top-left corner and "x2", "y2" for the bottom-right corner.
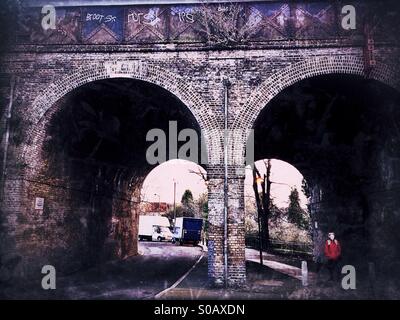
[
  {"x1": 159, "y1": 247, "x2": 375, "y2": 300},
  {"x1": 157, "y1": 247, "x2": 309, "y2": 300},
  {"x1": 1, "y1": 241, "x2": 384, "y2": 299},
  {"x1": 245, "y1": 248, "x2": 317, "y2": 281},
  {"x1": 1, "y1": 241, "x2": 203, "y2": 300}
]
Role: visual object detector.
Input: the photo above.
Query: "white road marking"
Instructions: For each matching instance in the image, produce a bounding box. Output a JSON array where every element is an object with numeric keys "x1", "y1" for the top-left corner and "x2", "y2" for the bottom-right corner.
[{"x1": 154, "y1": 253, "x2": 204, "y2": 299}]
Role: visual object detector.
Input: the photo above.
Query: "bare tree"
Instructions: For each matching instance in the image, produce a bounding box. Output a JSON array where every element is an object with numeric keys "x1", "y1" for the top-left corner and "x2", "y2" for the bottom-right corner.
[
  {"x1": 197, "y1": 2, "x2": 257, "y2": 46},
  {"x1": 189, "y1": 168, "x2": 208, "y2": 184},
  {"x1": 252, "y1": 160, "x2": 272, "y2": 250}
]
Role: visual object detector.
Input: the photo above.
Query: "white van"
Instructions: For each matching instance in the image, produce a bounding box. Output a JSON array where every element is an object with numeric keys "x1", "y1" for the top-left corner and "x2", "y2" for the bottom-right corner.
[{"x1": 138, "y1": 215, "x2": 173, "y2": 242}]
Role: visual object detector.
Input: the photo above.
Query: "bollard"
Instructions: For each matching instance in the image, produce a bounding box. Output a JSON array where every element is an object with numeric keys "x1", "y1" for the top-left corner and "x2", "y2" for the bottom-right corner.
[{"x1": 301, "y1": 261, "x2": 308, "y2": 287}]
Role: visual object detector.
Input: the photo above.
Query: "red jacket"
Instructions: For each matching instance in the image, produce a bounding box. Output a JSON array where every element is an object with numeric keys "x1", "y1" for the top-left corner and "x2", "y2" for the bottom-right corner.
[{"x1": 324, "y1": 239, "x2": 341, "y2": 260}]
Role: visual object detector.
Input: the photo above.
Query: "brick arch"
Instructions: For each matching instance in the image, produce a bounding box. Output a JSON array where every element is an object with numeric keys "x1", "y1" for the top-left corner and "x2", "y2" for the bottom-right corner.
[
  {"x1": 23, "y1": 61, "x2": 219, "y2": 165},
  {"x1": 234, "y1": 55, "x2": 400, "y2": 131}
]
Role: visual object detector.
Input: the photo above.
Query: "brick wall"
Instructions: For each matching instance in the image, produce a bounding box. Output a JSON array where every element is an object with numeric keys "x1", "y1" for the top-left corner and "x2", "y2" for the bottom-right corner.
[{"x1": 0, "y1": 42, "x2": 400, "y2": 286}]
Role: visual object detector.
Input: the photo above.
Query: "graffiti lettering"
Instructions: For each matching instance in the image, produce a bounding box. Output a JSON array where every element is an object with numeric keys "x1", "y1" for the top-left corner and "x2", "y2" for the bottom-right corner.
[
  {"x1": 128, "y1": 9, "x2": 160, "y2": 27},
  {"x1": 104, "y1": 15, "x2": 117, "y2": 23},
  {"x1": 217, "y1": 5, "x2": 230, "y2": 12},
  {"x1": 178, "y1": 12, "x2": 195, "y2": 24},
  {"x1": 86, "y1": 13, "x2": 116, "y2": 23},
  {"x1": 86, "y1": 13, "x2": 102, "y2": 22}
]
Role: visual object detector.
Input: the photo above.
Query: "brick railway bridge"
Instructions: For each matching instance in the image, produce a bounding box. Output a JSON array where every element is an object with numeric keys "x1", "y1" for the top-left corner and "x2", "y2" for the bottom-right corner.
[{"x1": 1, "y1": 0, "x2": 400, "y2": 287}]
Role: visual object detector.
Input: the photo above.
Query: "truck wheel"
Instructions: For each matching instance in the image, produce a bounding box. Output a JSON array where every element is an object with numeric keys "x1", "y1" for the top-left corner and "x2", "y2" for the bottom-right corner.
[{"x1": 157, "y1": 236, "x2": 162, "y2": 242}]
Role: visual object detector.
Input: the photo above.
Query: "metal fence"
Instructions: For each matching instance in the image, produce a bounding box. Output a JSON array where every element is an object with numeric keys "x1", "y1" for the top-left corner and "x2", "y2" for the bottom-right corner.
[{"x1": 245, "y1": 235, "x2": 313, "y2": 257}]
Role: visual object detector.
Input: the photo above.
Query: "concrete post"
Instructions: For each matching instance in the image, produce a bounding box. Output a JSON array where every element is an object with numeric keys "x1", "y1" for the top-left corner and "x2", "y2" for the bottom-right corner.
[{"x1": 302, "y1": 260, "x2": 308, "y2": 286}]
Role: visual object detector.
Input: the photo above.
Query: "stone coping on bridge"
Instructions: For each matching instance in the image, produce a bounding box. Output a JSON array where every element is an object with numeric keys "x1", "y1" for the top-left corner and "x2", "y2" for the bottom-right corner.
[
  {"x1": 8, "y1": 38, "x2": 377, "y2": 54},
  {"x1": 23, "y1": 0, "x2": 273, "y2": 6},
  {"x1": 13, "y1": 1, "x2": 400, "y2": 49}
]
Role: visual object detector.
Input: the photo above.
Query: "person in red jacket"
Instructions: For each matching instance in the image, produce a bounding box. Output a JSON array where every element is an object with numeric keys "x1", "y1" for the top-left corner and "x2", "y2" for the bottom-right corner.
[{"x1": 324, "y1": 232, "x2": 341, "y2": 281}]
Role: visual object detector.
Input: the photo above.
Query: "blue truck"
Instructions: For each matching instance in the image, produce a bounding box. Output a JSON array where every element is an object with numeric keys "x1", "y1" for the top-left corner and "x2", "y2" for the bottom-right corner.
[{"x1": 172, "y1": 217, "x2": 203, "y2": 246}]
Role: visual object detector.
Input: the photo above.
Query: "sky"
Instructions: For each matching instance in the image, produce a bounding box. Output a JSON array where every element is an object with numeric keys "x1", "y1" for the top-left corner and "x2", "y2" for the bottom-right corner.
[
  {"x1": 141, "y1": 159, "x2": 207, "y2": 204},
  {"x1": 141, "y1": 159, "x2": 308, "y2": 208},
  {"x1": 244, "y1": 159, "x2": 308, "y2": 208}
]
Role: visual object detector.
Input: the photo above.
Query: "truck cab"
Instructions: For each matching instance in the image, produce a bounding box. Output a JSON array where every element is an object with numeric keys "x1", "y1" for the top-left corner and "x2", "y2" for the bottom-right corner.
[
  {"x1": 138, "y1": 215, "x2": 172, "y2": 242},
  {"x1": 152, "y1": 225, "x2": 173, "y2": 242}
]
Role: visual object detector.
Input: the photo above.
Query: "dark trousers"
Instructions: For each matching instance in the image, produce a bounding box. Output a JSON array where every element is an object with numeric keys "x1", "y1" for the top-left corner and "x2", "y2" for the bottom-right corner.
[{"x1": 326, "y1": 259, "x2": 340, "y2": 280}]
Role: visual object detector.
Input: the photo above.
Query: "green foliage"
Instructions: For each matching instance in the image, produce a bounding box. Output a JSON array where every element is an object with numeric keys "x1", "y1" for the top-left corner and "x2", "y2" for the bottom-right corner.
[
  {"x1": 163, "y1": 190, "x2": 206, "y2": 221},
  {"x1": 269, "y1": 203, "x2": 284, "y2": 222},
  {"x1": 181, "y1": 189, "x2": 194, "y2": 206},
  {"x1": 287, "y1": 188, "x2": 310, "y2": 230},
  {"x1": 197, "y1": 192, "x2": 208, "y2": 233},
  {"x1": 163, "y1": 205, "x2": 193, "y2": 220},
  {"x1": 198, "y1": 195, "x2": 208, "y2": 215}
]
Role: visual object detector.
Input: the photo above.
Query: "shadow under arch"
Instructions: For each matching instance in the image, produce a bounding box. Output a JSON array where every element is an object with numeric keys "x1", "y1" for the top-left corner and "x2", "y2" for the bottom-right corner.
[
  {"x1": 237, "y1": 56, "x2": 400, "y2": 131},
  {"x1": 20, "y1": 76, "x2": 209, "y2": 274},
  {"x1": 23, "y1": 61, "x2": 217, "y2": 166},
  {"x1": 250, "y1": 73, "x2": 400, "y2": 282}
]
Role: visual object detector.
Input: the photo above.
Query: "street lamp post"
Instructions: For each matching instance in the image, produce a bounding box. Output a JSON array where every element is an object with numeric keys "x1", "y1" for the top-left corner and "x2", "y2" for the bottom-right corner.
[
  {"x1": 255, "y1": 176, "x2": 264, "y2": 265},
  {"x1": 154, "y1": 193, "x2": 160, "y2": 215},
  {"x1": 173, "y1": 180, "x2": 177, "y2": 227}
]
